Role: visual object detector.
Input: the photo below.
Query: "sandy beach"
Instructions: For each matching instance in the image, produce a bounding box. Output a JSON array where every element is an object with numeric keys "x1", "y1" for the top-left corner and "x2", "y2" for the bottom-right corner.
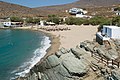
[
  {"x1": 14, "y1": 24, "x2": 99, "y2": 80},
  {"x1": 41, "y1": 25, "x2": 98, "y2": 49},
  {"x1": 7, "y1": 25, "x2": 98, "y2": 61},
  {"x1": 34, "y1": 24, "x2": 98, "y2": 64},
  {"x1": 33, "y1": 25, "x2": 99, "y2": 80}
]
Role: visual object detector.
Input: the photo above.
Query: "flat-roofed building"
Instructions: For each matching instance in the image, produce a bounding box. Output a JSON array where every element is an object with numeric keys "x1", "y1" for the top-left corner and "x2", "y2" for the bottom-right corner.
[{"x1": 96, "y1": 25, "x2": 120, "y2": 44}]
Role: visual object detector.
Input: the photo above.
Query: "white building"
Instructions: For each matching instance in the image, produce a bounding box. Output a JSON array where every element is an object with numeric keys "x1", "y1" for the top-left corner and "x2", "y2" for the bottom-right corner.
[
  {"x1": 3, "y1": 22, "x2": 23, "y2": 27},
  {"x1": 96, "y1": 25, "x2": 120, "y2": 44},
  {"x1": 69, "y1": 8, "x2": 89, "y2": 18},
  {"x1": 69, "y1": 8, "x2": 87, "y2": 15},
  {"x1": 76, "y1": 14, "x2": 88, "y2": 18},
  {"x1": 115, "y1": 11, "x2": 120, "y2": 16},
  {"x1": 3, "y1": 22, "x2": 11, "y2": 27},
  {"x1": 40, "y1": 21, "x2": 45, "y2": 26}
]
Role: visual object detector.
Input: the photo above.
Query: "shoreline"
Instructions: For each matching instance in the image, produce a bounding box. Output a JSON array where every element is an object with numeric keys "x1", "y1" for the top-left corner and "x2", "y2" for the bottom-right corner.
[
  {"x1": 0, "y1": 25, "x2": 98, "y2": 79},
  {"x1": 36, "y1": 29, "x2": 60, "y2": 65},
  {"x1": 0, "y1": 27, "x2": 61, "y2": 78},
  {"x1": 14, "y1": 27, "x2": 61, "y2": 78}
]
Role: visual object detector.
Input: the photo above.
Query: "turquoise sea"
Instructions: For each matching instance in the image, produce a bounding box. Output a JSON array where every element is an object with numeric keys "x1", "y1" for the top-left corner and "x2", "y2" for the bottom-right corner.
[{"x1": 0, "y1": 29, "x2": 51, "y2": 80}]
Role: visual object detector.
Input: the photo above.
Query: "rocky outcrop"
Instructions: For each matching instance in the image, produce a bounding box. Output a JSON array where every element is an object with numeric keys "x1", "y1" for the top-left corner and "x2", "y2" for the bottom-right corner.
[
  {"x1": 111, "y1": 69, "x2": 120, "y2": 80},
  {"x1": 17, "y1": 40, "x2": 120, "y2": 80},
  {"x1": 71, "y1": 45, "x2": 87, "y2": 59},
  {"x1": 17, "y1": 46, "x2": 89, "y2": 80}
]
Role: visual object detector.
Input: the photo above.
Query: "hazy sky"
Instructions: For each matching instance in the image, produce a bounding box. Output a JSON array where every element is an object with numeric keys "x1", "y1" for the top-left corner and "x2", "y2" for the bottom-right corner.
[{"x1": 1, "y1": 0, "x2": 78, "y2": 8}]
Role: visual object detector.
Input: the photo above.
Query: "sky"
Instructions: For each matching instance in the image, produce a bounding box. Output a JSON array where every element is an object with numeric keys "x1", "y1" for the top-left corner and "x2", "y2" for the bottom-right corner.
[{"x1": 1, "y1": 0, "x2": 78, "y2": 8}]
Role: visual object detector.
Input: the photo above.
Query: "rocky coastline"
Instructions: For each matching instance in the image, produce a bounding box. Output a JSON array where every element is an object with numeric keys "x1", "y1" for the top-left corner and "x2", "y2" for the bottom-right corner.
[{"x1": 17, "y1": 39, "x2": 120, "y2": 80}]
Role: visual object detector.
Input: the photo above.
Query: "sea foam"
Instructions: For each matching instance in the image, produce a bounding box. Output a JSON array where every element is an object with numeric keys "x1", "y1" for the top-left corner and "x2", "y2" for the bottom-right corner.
[{"x1": 11, "y1": 36, "x2": 51, "y2": 79}]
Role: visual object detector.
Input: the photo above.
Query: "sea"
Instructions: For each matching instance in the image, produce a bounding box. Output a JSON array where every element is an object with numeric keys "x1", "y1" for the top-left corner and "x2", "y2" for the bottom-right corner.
[{"x1": 0, "y1": 29, "x2": 51, "y2": 80}]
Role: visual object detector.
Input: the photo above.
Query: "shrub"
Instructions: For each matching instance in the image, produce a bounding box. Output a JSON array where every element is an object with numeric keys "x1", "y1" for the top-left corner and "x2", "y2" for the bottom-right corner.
[
  {"x1": 47, "y1": 15, "x2": 60, "y2": 24},
  {"x1": 26, "y1": 17, "x2": 40, "y2": 24},
  {"x1": 65, "y1": 17, "x2": 85, "y2": 25},
  {"x1": 114, "y1": 7, "x2": 120, "y2": 11},
  {"x1": 112, "y1": 16, "x2": 120, "y2": 26},
  {"x1": 10, "y1": 16, "x2": 23, "y2": 22},
  {"x1": 83, "y1": 19, "x2": 90, "y2": 25}
]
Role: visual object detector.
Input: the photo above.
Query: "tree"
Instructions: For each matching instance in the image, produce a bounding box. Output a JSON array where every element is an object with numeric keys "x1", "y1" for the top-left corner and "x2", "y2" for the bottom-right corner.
[
  {"x1": 114, "y1": 7, "x2": 120, "y2": 11},
  {"x1": 25, "y1": 17, "x2": 40, "y2": 24},
  {"x1": 89, "y1": 16, "x2": 111, "y2": 26},
  {"x1": 65, "y1": 17, "x2": 74, "y2": 25},
  {"x1": 10, "y1": 16, "x2": 23, "y2": 22},
  {"x1": 65, "y1": 17, "x2": 85, "y2": 25},
  {"x1": 47, "y1": 15, "x2": 60, "y2": 24},
  {"x1": 112, "y1": 16, "x2": 120, "y2": 26},
  {"x1": 32, "y1": 18, "x2": 40, "y2": 24}
]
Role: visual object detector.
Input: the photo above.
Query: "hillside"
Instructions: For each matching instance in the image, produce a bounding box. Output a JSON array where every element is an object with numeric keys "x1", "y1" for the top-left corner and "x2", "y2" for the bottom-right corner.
[
  {"x1": 0, "y1": 0, "x2": 120, "y2": 18},
  {"x1": 35, "y1": 0, "x2": 120, "y2": 11},
  {"x1": 34, "y1": 0, "x2": 120, "y2": 17},
  {"x1": 0, "y1": 1, "x2": 41, "y2": 18}
]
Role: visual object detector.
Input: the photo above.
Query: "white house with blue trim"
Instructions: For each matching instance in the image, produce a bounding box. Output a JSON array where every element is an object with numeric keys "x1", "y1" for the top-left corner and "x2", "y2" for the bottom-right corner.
[{"x1": 96, "y1": 25, "x2": 120, "y2": 44}]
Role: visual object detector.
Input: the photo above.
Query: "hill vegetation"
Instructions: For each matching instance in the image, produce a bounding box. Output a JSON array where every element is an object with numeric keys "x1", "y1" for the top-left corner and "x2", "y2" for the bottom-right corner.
[{"x1": 0, "y1": 0, "x2": 120, "y2": 18}]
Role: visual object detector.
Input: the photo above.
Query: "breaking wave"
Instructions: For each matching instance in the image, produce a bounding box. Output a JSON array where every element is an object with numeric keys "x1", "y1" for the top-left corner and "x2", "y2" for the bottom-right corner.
[{"x1": 10, "y1": 36, "x2": 51, "y2": 79}]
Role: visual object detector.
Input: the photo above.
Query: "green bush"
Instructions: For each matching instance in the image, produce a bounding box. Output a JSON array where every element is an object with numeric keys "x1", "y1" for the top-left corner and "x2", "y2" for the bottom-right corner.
[
  {"x1": 65, "y1": 17, "x2": 74, "y2": 25},
  {"x1": 47, "y1": 15, "x2": 60, "y2": 24},
  {"x1": 83, "y1": 19, "x2": 90, "y2": 25},
  {"x1": 26, "y1": 17, "x2": 40, "y2": 24},
  {"x1": 10, "y1": 16, "x2": 23, "y2": 22},
  {"x1": 112, "y1": 16, "x2": 120, "y2": 26},
  {"x1": 89, "y1": 16, "x2": 102, "y2": 25},
  {"x1": 114, "y1": 7, "x2": 120, "y2": 11},
  {"x1": 65, "y1": 16, "x2": 112, "y2": 26},
  {"x1": 65, "y1": 17, "x2": 85, "y2": 25}
]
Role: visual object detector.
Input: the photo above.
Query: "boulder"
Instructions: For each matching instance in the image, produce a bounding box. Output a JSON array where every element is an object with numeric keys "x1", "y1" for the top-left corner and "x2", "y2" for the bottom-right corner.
[
  {"x1": 71, "y1": 47, "x2": 87, "y2": 59},
  {"x1": 55, "y1": 48, "x2": 69, "y2": 58},
  {"x1": 37, "y1": 72, "x2": 41, "y2": 80},
  {"x1": 40, "y1": 64, "x2": 72, "y2": 80},
  {"x1": 55, "y1": 51, "x2": 63, "y2": 58},
  {"x1": 80, "y1": 41, "x2": 95, "y2": 52},
  {"x1": 80, "y1": 42, "x2": 87, "y2": 48},
  {"x1": 86, "y1": 44, "x2": 95, "y2": 52},
  {"x1": 60, "y1": 51, "x2": 75, "y2": 60},
  {"x1": 37, "y1": 55, "x2": 60, "y2": 71},
  {"x1": 106, "y1": 49, "x2": 118, "y2": 60},
  {"x1": 28, "y1": 73, "x2": 38, "y2": 80},
  {"x1": 111, "y1": 69, "x2": 120, "y2": 80},
  {"x1": 47, "y1": 55, "x2": 60, "y2": 67},
  {"x1": 41, "y1": 73, "x2": 49, "y2": 80},
  {"x1": 43, "y1": 68, "x2": 67, "y2": 80},
  {"x1": 38, "y1": 60, "x2": 48, "y2": 72},
  {"x1": 60, "y1": 47, "x2": 69, "y2": 54},
  {"x1": 96, "y1": 47, "x2": 105, "y2": 56},
  {"x1": 114, "y1": 39, "x2": 120, "y2": 47},
  {"x1": 53, "y1": 64, "x2": 71, "y2": 77},
  {"x1": 62, "y1": 57, "x2": 89, "y2": 76}
]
